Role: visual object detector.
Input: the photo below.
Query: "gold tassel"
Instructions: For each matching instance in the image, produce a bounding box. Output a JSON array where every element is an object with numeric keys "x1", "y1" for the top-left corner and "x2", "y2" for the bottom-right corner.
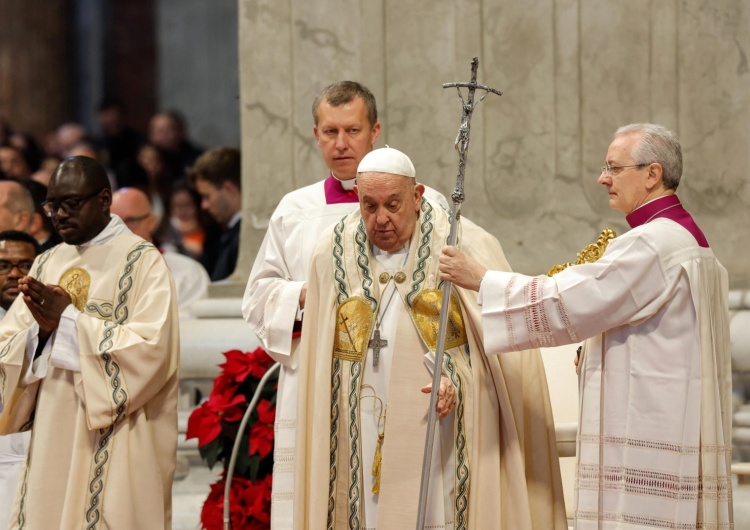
[{"x1": 371, "y1": 432, "x2": 384, "y2": 494}]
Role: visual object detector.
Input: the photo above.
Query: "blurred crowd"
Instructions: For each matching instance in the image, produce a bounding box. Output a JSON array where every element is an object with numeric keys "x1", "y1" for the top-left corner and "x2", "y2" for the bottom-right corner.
[{"x1": 0, "y1": 99, "x2": 242, "y2": 285}]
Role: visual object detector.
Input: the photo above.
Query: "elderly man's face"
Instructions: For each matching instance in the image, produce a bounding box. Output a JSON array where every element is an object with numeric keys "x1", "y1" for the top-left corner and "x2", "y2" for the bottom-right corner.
[
  {"x1": 314, "y1": 97, "x2": 381, "y2": 182},
  {"x1": 46, "y1": 169, "x2": 111, "y2": 245},
  {"x1": 355, "y1": 172, "x2": 424, "y2": 252},
  {"x1": 597, "y1": 133, "x2": 651, "y2": 215},
  {"x1": 110, "y1": 189, "x2": 157, "y2": 241},
  {"x1": 0, "y1": 240, "x2": 37, "y2": 311},
  {"x1": 0, "y1": 182, "x2": 29, "y2": 231}
]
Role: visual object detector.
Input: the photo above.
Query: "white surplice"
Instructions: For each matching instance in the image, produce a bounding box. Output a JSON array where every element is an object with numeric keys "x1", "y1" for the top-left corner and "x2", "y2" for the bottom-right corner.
[
  {"x1": 0, "y1": 307, "x2": 30, "y2": 530},
  {"x1": 479, "y1": 217, "x2": 732, "y2": 529},
  {"x1": 242, "y1": 178, "x2": 447, "y2": 529},
  {"x1": 162, "y1": 250, "x2": 209, "y2": 317}
]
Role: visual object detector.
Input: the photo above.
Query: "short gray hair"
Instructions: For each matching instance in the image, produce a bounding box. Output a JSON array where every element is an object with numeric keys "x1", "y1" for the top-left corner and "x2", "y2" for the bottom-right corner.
[
  {"x1": 0, "y1": 181, "x2": 34, "y2": 216},
  {"x1": 614, "y1": 123, "x2": 682, "y2": 190}
]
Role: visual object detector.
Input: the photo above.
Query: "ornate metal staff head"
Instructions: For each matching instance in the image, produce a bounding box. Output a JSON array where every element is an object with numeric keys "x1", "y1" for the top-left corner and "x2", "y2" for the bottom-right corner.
[{"x1": 442, "y1": 57, "x2": 503, "y2": 205}]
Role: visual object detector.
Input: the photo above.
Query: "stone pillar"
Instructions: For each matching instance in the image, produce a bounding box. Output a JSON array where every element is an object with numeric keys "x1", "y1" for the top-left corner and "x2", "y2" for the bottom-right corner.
[{"x1": 0, "y1": 0, "x2": 74, "y2": 140}]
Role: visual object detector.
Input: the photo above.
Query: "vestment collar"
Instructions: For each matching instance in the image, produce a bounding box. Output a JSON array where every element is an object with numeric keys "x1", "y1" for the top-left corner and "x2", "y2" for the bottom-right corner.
[
  {"x1": 626, "y1": 194, "x2": 709, "y2": 247},
  {"x1": 324, "y1": 173, "x2": 359, "y2": 204},
  {"x1": 78, "y1": 214, "x2": 130, "y2": 247}
]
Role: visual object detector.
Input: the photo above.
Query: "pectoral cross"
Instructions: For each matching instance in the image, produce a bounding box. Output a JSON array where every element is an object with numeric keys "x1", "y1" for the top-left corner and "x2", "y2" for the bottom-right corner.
[{"x1": 368, "y1": 329, "x2": 388, "y2": 367}]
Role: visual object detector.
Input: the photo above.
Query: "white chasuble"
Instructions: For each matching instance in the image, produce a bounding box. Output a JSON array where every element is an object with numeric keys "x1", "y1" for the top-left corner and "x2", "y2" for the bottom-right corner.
[
  {"x1": 479, "y1": 218, "x2": 732, "y2": 530},
  {"x1": 242, "y1": 179, "x2": 448, "y2": 529},
  {"x1": 0, "y1": 217, "x2": 179, "y2": 530},
  {"x1": 294, "y1": 197, "x2": 567, "y2": 530}
]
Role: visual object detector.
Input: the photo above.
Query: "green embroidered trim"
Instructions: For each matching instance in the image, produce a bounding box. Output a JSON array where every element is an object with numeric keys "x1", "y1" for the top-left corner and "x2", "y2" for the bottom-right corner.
[
  {"x1": 354, "y1": 219, "x2": 376, "y2": 306},
  {"x1": 444, "y1": 351, "x2": 470, "y2": 529},
  {"x1": 32, "y1": 246, "x2": 56, "y2": 279},
  {"x1": 98, "y1": 320, "x2": 128, "y2": 423},
  {"x1": 327, "y1": 358, "x2": 342, "y2": 530},
  {"x1": 86, "y1": 241, "x2": 153, "y2": 527},
  {"x1": 85, "y1": 302, "x2": 113, "y2": 319},
  {"x1": 17, "y1": 454, "x2": 29, "y2": 529},
  {"x1": 333, "y1": 218, "x2": 348, "y2": 305},
  {"x1": 113, "y1": 242, "x2": 153, "y2": 323},
  {"x1": 406, "y1": 198, "x2": 434, "y2": 306},
  {"x1": 347, "y1": 361, "x2": 363, "y2": 530},
  {"x1": 86, "y1": 424, "x2": 114, "y2": 529},
  {"x1": 0, "y1": 333, "x2": 18, "y2": 396}
]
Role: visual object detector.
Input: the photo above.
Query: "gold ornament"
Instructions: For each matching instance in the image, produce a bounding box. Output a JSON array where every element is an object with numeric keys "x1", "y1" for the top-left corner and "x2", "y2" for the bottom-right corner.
[
  {"x1": 410, "y1": 289, "x2": 467, "y2": 352},
  {"x1": 547, "y1": 227, "x2": 617, "y2": 276},
  {"x1": 333, "y1": 297, "x2": 376, "y2": 363},
  {"x1": 59, "y1": 267, "x2": 91, "y2": 311}
]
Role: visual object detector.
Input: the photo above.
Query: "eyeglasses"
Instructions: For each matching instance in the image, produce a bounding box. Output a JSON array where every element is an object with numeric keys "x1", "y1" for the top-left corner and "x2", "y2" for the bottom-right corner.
[
  {"x1": 42, "y1": 188, "x2": 103, "y2": 217},
  {"x1": 600, "y1": 164, "x2": 649, "y2": 177},
  {"x1": 0, "y1": 260, "x2": 33, "y2": 275}
]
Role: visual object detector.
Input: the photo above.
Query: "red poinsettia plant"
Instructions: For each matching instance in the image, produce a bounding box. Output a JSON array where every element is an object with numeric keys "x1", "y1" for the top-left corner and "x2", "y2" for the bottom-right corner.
[{"x1": 186, "y1": 347, "x2": 278, "y2": 530}]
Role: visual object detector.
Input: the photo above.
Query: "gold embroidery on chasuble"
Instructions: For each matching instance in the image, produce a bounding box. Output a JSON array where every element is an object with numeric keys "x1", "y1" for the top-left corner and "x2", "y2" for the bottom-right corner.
[
  {"x1": 59, "y1": 267, "x2": 91, "y2": 311},
  {"x1": 333, "y1": 297, "x2": 376, "y2": 363},
  {"x1": 410, "y1": 289, "x2": 467, "y2": 352}
]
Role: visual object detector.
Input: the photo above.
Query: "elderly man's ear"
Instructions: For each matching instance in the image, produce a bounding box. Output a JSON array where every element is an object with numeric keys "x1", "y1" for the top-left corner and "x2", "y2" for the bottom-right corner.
[{"x1": 645, "y1": 163, "x2": 664, "y2": 190}]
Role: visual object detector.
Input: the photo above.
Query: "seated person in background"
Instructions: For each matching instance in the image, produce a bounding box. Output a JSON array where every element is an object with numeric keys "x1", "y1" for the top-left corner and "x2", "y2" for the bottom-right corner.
[
  {"x1": 0, "y1": 180, "x2": 34, "y2": 232},
  {"x1": 0, "y1": 230, "x2": 38, "y2": 530},
  {"x1": 30, "y1": 155, "x2": 63, "y2": 187},
  {"x1": 111, "y1": 186, "x2": 209, "y2": 316},
  {"x1": 165, "y1": 182, "x2": 208, "y2": 261},
  {"x1": 148, "y1": 111, "x2": 204, "y2": 179},
  {"x1": 0, "y1": 146, "x2": 32, "y2": 180},
  {"x1": 190, "y1": 147, "x2": 242, "y2": 281},
  {"x1": 23, "y1": 180, "x2": 62, "y2": 252}
]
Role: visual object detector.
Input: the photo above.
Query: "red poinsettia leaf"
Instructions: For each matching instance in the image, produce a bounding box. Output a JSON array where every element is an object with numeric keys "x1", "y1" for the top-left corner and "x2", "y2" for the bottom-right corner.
[
  {"x1": 256, "y1": 399, "x2": 276, "y2": 424},
  {"x1": 244, "y1": 478, "x2": 272, "y2": 524},
  {"x1": 211, "y1": 372, "x2": 238, "y2": 397},
  {"x1": 245, "y1": 348, "x2": 275, "y2": 379},
  {"x1": 186, "y1": 403, "x2": 223, "y2": 447},
  {"x1": 249, "y1": 422, "x2": 274, "y2": 459},
  {"x1": 196, "y1": 347, "x2": 278, "y2": 528}
]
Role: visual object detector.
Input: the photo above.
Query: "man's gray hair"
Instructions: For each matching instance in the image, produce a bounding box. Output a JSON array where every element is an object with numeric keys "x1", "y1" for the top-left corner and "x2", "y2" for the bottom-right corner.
[
  {"x1": 615, "y1": 123, "x2": 682, "y2": 190},
  {"x1": 0, "y1": 181, "x2": 34, "y2": 216}
]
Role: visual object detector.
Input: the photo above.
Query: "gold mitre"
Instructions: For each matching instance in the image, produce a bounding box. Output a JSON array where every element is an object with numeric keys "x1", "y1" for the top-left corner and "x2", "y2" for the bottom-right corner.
[{"x1": 547, "y1": 227, "x2": 616, "y2": 276}]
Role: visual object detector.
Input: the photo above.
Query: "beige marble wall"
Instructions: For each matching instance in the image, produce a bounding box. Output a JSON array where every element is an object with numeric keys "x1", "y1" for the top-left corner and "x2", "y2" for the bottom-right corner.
[{"x1": 236, "y1": 0, "x2": 750, "y2": 291}]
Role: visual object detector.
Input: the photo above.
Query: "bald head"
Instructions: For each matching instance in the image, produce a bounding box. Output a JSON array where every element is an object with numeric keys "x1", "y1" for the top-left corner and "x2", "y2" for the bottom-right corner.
[
  {"x1": 0, "y1": 180, "x2": 35, "y2": 232},
  {"x1": 110, "y1": 187, "x2": 157, "y2": 241},
  {"x1": 51, "y1": 156, "x2": 111, "y2": 193}
]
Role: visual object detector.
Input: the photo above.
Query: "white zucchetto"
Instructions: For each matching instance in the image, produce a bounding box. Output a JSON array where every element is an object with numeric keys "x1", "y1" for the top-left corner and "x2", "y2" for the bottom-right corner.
[{"x1": 357, "y1": 146, "x2": 416, "y2": 178}]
